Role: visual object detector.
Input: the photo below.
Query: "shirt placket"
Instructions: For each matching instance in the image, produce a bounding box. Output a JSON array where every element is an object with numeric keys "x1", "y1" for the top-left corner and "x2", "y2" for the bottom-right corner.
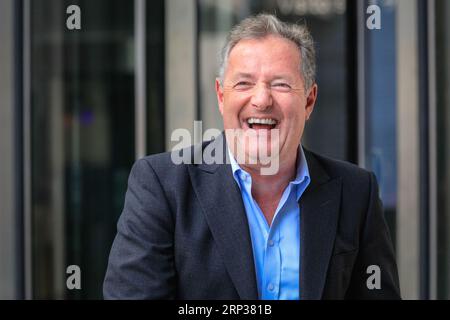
[{"x1": 261, "y1": 219, "x2": 282, "y2": 299}]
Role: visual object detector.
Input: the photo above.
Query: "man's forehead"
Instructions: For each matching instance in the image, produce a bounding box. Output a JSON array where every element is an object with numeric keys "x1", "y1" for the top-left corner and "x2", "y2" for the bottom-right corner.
[
  {"x1": 227, "y1": 37, "x2": 301, "y2": 68},
  {"x1": 230, "y1": 35, "x2": 300, "y2": 55},
  {"x1": 226, "y1": 41, "x2": 301, "y2": 78}
]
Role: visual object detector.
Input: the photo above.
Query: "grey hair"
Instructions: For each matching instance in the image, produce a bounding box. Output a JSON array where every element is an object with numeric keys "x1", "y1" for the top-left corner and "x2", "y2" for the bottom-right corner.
[{"x1": 218, "y1": 13, "x2": 316, "y2": 90}]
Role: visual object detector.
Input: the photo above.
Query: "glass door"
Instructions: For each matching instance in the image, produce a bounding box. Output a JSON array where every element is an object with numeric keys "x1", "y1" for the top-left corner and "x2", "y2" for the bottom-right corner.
[{"x1": 28, "y1": 0, "x2": 165, "y2": 299}]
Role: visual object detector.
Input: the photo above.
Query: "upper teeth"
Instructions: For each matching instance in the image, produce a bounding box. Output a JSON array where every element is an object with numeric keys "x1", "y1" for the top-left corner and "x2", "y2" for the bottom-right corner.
[{"x1": 247, "y1": 118, "x2": 277, "y2": 125}]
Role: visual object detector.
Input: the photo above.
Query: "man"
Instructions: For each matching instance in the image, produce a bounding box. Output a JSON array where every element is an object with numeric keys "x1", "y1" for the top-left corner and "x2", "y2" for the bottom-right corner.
[{"x1": 104, "y1": 14, "x2": 400, "y2": 300}]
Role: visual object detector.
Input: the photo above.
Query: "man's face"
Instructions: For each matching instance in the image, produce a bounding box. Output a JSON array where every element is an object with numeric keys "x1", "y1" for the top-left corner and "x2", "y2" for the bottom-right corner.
[{"x1": 216, "y1": 35, "x2": 317, "y2": 170}]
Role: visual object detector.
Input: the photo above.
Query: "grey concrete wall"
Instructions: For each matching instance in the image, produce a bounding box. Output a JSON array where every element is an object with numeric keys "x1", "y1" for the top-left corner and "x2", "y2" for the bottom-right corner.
[{"x1": 0, "y1": 0, "x2": 18, "y2": 300}]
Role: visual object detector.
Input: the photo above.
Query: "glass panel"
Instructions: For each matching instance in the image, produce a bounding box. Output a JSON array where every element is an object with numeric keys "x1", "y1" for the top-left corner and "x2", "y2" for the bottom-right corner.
[
  {"x1": 30, "y1": 0, "x2": 165, "y2": 299},
  {"x1": 198, "y1": 0, "x2": 350, "y2": 161},
  {"x1": 146, "y1": 1, "x2": 165, "y2": 154},
  {"x1": 436, "y1": 0, "x2": 450, "y2": 300},
  {"x1": 363, "y1": 0, "x2": 397, "y2": 244}
]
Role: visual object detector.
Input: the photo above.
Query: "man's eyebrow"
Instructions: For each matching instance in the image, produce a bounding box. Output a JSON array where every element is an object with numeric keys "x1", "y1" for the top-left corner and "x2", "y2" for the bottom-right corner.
[
  {"x1": 271, "y1": 75, "x2": 294, "y2": 82},
  {"x1": 231, "y1": 72, "x2": 254, "y2": 79},
  {"x1": 229, "y1": 73, "x2": 295, "y2": 82}
]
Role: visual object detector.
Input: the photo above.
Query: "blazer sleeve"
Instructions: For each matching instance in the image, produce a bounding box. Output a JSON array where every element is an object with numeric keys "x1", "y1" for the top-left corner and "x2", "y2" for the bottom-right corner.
[
  {"x1": 103, "y1": 158, "x2": 176, "y2": 299},
  {"x1": 345, "y1": 172, "x2": 401, "y2": 299}
]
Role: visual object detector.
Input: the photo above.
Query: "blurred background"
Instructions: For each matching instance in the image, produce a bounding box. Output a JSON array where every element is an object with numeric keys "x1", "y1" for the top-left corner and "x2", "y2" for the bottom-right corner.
[{"x1": 0, "y1": 0, "x2": 449, "y2": 300}]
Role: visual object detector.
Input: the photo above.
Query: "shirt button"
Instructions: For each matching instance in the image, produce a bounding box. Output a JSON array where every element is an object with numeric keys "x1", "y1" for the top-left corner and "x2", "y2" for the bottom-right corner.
[
  {"x1": 268, "y1": 283, "x2": 274, "y2": 291},
  {"x1": 268, "y1": 240, "x2": 274, "y2": 247}
]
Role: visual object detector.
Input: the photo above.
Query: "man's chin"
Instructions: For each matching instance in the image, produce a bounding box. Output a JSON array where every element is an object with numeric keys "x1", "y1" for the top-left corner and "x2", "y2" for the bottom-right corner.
[{"x1": 234, "y1": 145, "x2": 279, "y2": 165}]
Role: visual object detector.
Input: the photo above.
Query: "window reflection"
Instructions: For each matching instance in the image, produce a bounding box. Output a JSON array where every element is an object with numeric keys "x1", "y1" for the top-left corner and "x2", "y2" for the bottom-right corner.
[
  {"x1": 198, "y1": 0, "x2": 350, "y2": 161},
  {"x1": 363, "y1": 0, "x2": 397, "y2": 245},
  {"x1": 30, "y1": 0, "x2": 164, "y2": 299},
  {"x1": 436, "y1": 0, "x2": 450, "y2": 300}
]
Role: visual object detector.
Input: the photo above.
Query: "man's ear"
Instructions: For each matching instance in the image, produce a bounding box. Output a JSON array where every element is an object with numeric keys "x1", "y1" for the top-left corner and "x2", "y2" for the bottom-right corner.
[
  {"x1": 215, "y1": 78, "x2": 225, "y2": 116},
  {"x1": 305, "y1": 83, "x2": 318, "y2": 121}
]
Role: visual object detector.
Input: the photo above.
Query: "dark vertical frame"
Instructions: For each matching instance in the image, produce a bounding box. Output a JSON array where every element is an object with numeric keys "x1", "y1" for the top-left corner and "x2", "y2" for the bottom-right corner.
[
  {"x1": 146, "y1": 0, "x2": 166, "y2": 154},
  {"x1": 346, "y1": 0, "x2": 359, "y2": 164},
  {"x1": 417, "y1": 0, "x2": 430, "y2": 300},
  {"x1": 14, "y1": 0, "x2": 25, "y2": 300},
  {"x1": 435, "y1": 0, "x2": 449, "y2": 300}
]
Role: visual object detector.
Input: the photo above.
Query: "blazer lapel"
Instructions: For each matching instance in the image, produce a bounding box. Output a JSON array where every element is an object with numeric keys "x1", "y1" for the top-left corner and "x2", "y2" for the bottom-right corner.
[
  {"x1": 188, "y1": 134, "x2": 258, "y2": 300},
  {"x1": 300, "y1": 150, "x2": 342, "y2": 300}
]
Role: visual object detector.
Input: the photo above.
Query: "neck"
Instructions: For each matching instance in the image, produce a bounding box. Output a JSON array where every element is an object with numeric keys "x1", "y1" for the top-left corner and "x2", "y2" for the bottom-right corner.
[{"x1": 241, "y1": 148, "x2": 299, "y2": 200}]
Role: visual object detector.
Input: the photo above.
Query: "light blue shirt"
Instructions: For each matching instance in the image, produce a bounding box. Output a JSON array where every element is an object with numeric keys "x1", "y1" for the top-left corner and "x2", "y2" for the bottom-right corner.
[{"x1": 228, "y1": 146, "x2": 310, "y2": 300}]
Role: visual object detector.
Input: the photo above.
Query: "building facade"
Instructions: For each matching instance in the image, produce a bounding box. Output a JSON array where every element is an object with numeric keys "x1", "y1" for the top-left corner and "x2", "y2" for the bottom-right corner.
[{"x1": 0, "y1": 0, "x2": 449, "y2": 300}]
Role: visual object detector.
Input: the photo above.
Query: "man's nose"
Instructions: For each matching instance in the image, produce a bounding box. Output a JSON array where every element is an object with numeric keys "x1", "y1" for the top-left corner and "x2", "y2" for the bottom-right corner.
[{"x1": 250, "y1": 83, "x2": 272, "y2": 110}]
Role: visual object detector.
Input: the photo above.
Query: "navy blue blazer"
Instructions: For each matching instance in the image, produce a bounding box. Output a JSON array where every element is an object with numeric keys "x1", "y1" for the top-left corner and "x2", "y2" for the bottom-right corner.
[{"x1": 103, "y1": 134, "x2": 400, "y2": 299}]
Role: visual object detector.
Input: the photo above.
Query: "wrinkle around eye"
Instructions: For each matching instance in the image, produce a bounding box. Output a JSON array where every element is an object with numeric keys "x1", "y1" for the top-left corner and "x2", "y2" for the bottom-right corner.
[
  {"x1": 270, "y1": 83, "x2": 292, "y2": 92},
  {"x1": 232, "y1": 82, "x2": 255, "y2": 91},
  {"x1": 272, "y1": 83, "x2": 291, "y2": 89}
]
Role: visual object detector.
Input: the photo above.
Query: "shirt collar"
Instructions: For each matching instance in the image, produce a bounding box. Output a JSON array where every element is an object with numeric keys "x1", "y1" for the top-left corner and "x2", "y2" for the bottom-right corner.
[{"x1": 227, "y1": 144, "x2": 310, "y2": 199}]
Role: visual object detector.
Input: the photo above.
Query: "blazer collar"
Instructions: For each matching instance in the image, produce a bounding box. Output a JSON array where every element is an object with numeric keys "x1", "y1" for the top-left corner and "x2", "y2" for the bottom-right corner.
[
  {"x1": 189, "y1": 134, "x2": 342, "y2": 300},
  {"x1": 188, "y1": 133, "x2": 259, "y2": 299},
  {"x1": 300, "y1": 149, "x2": 342, "y2": 299}
]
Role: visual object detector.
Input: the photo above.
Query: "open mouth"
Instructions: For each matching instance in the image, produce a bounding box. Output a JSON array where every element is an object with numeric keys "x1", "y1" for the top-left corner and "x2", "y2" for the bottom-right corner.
[{"x1": 246, "y1": 118, "x2": 278, "y2": 130}]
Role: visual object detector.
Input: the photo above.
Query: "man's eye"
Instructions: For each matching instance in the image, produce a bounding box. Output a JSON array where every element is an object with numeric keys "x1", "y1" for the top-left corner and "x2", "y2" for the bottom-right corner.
[
  {"x1": 272, "y1": 83, "x2": 291, "y2": 88},
  {"x1": 233, "y1": 82, "x2": 253, "y2": 89}
]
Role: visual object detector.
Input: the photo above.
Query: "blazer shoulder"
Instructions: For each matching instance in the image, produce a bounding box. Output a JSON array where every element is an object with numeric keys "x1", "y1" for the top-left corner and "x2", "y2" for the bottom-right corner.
[
  {"x1": 305, "y1": 149, "x2": 374, "y2": 186},
  {"x1": 141, "y1": 138, "x2": 216, "y2": 168},
  {"x1": 140, "y1": 150, "x2": 176, "y2": 170},
  {"x1": 136, "y1": 139, "x2": 213, "y2": 180}
]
